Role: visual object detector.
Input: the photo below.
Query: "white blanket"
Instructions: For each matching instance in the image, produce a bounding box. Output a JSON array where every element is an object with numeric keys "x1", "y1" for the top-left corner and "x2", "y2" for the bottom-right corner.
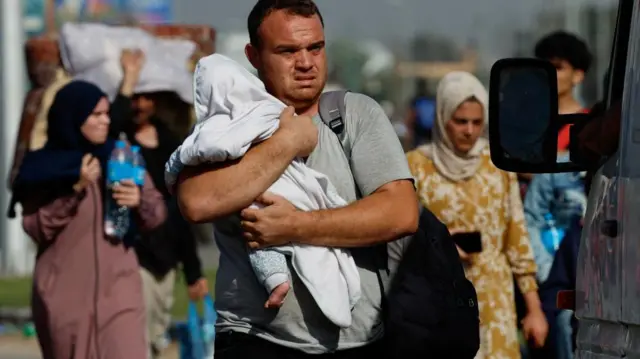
[
  {"x1": 165, "y1": 54, "x2": 361, "y2": 328},
  {"x1": 59, "y1": 22, "x2": 194, "y2": 104}
]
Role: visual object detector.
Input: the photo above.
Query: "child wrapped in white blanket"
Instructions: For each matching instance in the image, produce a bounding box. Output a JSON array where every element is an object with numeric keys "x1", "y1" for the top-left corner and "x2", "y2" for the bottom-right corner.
[{"x1": 165, "y1": 54, "x2": 361, "y2": 328}]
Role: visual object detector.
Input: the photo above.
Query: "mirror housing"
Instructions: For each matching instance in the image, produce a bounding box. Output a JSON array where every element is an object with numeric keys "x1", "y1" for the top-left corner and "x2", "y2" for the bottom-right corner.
[{"x1": 488, "y1": 58, "x2": 590, "y2": 173}]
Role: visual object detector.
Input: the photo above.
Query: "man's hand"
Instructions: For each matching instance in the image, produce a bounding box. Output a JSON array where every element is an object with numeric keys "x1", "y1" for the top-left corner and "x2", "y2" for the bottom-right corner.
[
  {"x1": 522, "y1": 309, "x2": 549, "y2": 348},
  {"x1": 277, "y1": 107, "x2": 318, "y2": 158},
  {"x1": 187, "y1": 277, "x2": 209, "y2": 301},
  {"x1": 240, "y1": 192, "x2": 298, "y2": 249}
]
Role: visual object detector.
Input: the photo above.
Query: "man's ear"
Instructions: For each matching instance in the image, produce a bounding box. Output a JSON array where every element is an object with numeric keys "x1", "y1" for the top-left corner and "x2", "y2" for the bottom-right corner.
[
  {"x1": 572, "y1": 69, "x2": 585, "y2": 86},
  {"x1": 245, "y1": 43, "x2": 260, "y2": 71}
]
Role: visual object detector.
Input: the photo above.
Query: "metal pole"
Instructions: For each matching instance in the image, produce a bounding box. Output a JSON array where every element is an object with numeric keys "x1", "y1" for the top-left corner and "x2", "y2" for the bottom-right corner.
[{"x1": 1, "y1": 0, "x2": 30, "y2": 275}]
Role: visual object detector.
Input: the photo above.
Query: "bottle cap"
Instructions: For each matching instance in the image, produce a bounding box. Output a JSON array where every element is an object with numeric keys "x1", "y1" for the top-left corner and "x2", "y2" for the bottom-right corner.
[{"x1": 131, "y1": 145, "x2": 140, "y2": 153}]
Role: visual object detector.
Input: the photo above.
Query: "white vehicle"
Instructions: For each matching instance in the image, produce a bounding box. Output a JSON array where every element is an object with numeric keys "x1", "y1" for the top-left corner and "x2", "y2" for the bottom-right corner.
[{"x1": 488, "y1": 0, "x2": 638, "y2": 357}]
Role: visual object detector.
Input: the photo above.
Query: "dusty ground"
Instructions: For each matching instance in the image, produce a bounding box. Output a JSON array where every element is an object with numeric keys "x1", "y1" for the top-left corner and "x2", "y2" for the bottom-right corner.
[{"x1": 0, "y1": 336, "x2": 180, "y2": 359}]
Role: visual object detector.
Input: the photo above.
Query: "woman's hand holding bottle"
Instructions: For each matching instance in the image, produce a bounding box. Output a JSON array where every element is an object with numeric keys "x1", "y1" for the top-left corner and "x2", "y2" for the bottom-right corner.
[{"x1": 112, "y1": 180, "x2": 141, "y2": 208}]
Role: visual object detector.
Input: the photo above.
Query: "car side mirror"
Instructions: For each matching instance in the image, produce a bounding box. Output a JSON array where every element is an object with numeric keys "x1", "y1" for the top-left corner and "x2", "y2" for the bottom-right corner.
[{"x1": 488, "y1": 58, "x2": 589, "y2": 173}]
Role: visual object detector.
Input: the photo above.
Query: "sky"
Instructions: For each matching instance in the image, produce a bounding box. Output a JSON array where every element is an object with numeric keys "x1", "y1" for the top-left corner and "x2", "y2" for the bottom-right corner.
[
  {"x1": 173, "y1": 0, "x2": 553, "y2": 60},
  {"x1": 172, "y1": 0, "x2": 617, "y2": 62}
]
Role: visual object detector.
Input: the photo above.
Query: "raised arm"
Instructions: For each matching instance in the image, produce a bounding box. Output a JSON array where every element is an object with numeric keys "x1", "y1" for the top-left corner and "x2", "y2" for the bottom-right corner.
[
  {"x1": 109, "y1": 49, "x2": 144, "y2": 137},
  {"x1": 176, "y1": 107, "x2": 317, "y2": 223}
]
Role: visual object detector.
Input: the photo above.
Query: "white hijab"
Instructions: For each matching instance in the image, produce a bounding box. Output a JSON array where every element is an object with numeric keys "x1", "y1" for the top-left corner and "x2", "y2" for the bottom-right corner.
[{"x1": 420, "y1": 71, "x2": 489, "y2": 182}]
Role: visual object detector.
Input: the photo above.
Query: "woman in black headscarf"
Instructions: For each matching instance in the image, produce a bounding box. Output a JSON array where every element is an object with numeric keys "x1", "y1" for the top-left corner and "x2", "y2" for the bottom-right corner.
[{"x1": 12, "y1": 81, "x2": 167, "y2": 359}]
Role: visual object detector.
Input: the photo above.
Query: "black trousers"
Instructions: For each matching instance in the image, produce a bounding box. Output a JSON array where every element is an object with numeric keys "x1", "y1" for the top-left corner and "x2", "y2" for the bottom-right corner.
[{"x1": 215, "y1": 332, "x2": 384, "y2": 359}]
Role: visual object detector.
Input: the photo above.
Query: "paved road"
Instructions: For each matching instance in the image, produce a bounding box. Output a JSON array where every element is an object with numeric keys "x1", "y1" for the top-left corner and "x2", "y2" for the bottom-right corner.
[{"x1": 0, "y1": 337, "x2": 46, "y2": 359}]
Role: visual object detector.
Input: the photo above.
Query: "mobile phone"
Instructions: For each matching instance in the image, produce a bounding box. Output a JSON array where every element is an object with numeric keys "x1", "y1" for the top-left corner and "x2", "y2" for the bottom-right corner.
[{"x1": 451, "y1": 231, "x2": 483, "y2": 253}]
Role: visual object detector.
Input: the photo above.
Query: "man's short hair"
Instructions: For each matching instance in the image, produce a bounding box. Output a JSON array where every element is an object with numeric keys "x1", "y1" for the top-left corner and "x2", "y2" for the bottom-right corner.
[
  {"x1": 247, "y1": 0, "x2": 324, "y2": 48},
  {"x1": 534, "y1": 31, "x2": 592, "y2": 73}
]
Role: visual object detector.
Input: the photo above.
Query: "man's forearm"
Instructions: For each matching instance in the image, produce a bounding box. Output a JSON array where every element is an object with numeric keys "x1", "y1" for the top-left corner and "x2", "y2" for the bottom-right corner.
[
  {"x1": 289, "y1": 181, "x2": 418, "y2": 247},
  {"x1": 177, "y1": 133, "x2": 297, "y2": 223}
]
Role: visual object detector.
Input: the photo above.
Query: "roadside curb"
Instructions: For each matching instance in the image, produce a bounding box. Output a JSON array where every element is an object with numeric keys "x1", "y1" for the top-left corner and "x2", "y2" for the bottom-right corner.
[{"x1": 0, "y1": 307, "x2": 30, "y2": 325}]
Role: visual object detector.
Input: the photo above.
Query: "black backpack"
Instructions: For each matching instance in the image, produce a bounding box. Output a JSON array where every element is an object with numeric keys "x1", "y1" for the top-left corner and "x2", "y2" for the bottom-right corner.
[
  {"x1": 318, "y1": 91, "x2": 480, "y2": 359},
  {"x1": 384, "y1": 209, "x2": 480, "y2": 358}
]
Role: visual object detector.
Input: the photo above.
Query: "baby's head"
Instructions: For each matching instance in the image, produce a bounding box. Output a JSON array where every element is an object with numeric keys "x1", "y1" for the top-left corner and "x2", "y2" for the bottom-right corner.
[{"x1": 193, "y1": 54, "x2": 276, "y2": 123}]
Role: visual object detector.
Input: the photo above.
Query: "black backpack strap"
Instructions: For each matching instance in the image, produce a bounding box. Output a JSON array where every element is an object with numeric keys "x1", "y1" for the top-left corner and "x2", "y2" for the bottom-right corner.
[{"x1": 318, "y1": 90, "x2": 389, "y2": 299}]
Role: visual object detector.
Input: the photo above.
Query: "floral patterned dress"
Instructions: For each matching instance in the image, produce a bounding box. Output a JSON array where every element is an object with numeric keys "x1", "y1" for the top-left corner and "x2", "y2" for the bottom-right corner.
[{"x1": 407, "y1": 148, "x2": 538, "y2": 359}]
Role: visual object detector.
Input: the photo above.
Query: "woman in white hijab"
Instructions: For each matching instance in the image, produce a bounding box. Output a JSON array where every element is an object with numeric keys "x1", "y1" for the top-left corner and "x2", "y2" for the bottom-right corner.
[{"x1": 406, "y1": 72, "x2": 548, "y2": 358}]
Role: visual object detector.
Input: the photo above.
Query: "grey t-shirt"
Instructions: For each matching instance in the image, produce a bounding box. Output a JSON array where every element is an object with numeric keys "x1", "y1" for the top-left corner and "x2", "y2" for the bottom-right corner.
[{"x1": 213, "y1": 93, "x2": 412, "y2": 353}]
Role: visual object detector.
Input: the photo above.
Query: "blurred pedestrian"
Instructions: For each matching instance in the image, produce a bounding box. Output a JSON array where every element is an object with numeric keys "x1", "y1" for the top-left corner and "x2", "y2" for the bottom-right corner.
[
  {"x1": 404, "y1": 78, "x2": 436, "y2": 148},
  {"x1": 11, "y1": 81, "x2": 167, "y2": 359},
  {"x1": 115, "y1": 84, "x2": 208, "y2": 357},
  {"x1": 522, "y1": 31, "x2": 593, "y2": 359}
]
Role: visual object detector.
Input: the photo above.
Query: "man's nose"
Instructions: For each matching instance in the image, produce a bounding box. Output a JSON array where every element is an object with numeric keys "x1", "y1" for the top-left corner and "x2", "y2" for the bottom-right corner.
[{"x1": 295, "y1": 51, "x2": 313, "y2": 71}]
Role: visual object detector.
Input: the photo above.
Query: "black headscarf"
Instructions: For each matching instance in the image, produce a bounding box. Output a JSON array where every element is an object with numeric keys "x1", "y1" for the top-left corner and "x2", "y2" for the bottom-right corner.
[{"x1": 10, "y1": 81, "x2": 115, "y2": 216}]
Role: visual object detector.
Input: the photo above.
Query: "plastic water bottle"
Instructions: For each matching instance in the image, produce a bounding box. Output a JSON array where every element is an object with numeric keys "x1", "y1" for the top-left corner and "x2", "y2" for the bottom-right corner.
[
  {"x1": 105, "y1": 135, "x2": 132, "y2": 239},
  {"x1": 541, "y1": 213, "x2": 565, "y2": 255},
  {"x1": 131, "y1": 145, "x2": 146, "y2": 186}
]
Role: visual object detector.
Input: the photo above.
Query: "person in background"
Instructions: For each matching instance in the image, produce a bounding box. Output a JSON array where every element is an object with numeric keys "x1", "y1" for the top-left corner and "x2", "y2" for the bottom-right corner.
[
  {"x1": 524, "y1": 172, "x2": 587, "y2": 283},
  {"x1": 534, "y1": 31, "x2": 593, "y2": 153},
  {"x1": 404, "y1": 78, "x2": 436, "y2": 148},
  {"x1": 11, "y1": 81, "x2": 166, "y2": 359},
  {"x1": 523, "y1": 172, "x2": 585, "y2": 359},
  {"x1": 522, "y1": 31, "x2": 593, "y2": 359},
  {"x1": 517, "y1": 32, "x2": 592, "y2": 198},
  {"x1": 537, "y1": 214, "x2": 583, "y2": 358},
  {"x1": 109, "y1": 52, "x2": 209, "y2": 358},
  {"x1": 406, "y1": 71, "x2": 548, "y2": 358}
]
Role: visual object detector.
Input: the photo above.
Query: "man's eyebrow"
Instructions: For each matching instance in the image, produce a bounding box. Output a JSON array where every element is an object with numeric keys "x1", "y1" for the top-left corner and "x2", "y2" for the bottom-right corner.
[
  {"x1": 307, "y1": 40, "x2": 325, "y2": 49},
  {"x1": 274, "y1": 40, "x2": 325, "y2": 52},
  {"x1": 274, "y1": 43, "x2": 299, "y2": 51}
]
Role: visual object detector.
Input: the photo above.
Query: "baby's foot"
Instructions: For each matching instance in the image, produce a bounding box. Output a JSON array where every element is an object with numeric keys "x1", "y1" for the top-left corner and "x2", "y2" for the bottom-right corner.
[{"x1": 264, "y1": 281, "x2": 290, "y2": 309}]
